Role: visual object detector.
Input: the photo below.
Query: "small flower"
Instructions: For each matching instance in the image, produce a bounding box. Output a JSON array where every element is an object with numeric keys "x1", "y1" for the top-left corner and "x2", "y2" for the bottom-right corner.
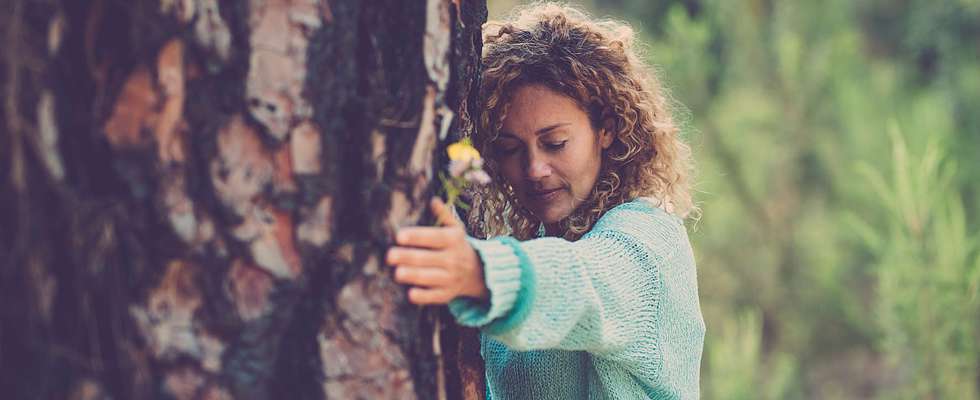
[
  {"x1": 464, "y1": 169, "x2": 492, "y2": 185},
  {"x1": 447, "y1": 138, "x2": 481, "y2": 164},
  {"x1": 441, "y1": 137, "x2": 491, "y2": 211}
]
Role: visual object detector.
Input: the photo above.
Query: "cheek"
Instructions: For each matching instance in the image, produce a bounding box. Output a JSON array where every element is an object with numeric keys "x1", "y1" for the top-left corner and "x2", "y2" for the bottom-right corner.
[
  {"x1": 567, "y1": 145, "x2": 600, "y2": 174},
  {"x1": 568, "y1": 149, "x2": 603, "y2": 188}
]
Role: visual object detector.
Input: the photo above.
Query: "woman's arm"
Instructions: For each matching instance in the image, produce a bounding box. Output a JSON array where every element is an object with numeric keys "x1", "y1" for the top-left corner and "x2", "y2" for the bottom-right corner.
[
  {"x1": 388, "y1": 198, "x2": 702, "y2": 351},
  {"x1": 387, "y1": 198, "x2": 704, "y2": 393}
]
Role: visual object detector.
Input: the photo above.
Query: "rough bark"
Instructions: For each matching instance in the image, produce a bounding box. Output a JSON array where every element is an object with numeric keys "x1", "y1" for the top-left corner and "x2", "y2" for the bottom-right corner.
[{"x1": 0, "y1": 0, "x2": 487, "y2": 399}]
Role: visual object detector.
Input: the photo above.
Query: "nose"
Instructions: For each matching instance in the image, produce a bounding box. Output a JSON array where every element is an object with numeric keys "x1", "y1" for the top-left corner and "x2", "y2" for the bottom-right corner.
[{"x1": 525, "y1": 152, "x2": 552, "y2": 181}]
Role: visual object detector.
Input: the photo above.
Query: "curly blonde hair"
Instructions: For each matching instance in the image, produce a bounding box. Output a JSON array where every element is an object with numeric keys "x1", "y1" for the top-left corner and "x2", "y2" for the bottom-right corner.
[{"x1": 467, "y1": 2, "x2": 696, "y2": 241}]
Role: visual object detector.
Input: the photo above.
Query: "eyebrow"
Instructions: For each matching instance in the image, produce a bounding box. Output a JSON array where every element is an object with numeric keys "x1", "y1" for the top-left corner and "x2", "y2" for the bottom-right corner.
[{"x1": 499, "y1": 123, "x2": 570, "y2": 138}]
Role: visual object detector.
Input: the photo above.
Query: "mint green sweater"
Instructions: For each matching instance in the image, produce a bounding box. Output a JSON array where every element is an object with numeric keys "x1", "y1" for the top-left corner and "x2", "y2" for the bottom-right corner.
[{"x1": 449, "y1": 198, "x2": 705, "y2": 399}]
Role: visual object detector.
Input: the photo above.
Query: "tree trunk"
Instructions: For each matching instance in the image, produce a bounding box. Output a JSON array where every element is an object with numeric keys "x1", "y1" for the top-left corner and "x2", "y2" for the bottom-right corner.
[{"x1": 0, "y1": 0, "x2": 487, "y2": 399}]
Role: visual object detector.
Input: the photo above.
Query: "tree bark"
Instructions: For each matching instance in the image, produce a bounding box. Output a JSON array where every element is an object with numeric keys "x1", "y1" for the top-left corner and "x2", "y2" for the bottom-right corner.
[{"x1": 0, "y1": 0, "x2": 487, "y2": 399}]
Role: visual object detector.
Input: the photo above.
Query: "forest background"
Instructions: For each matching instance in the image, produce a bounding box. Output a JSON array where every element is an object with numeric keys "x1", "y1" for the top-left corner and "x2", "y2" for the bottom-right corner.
[{"x1": 491, "y1": 1, "x2": 980, "y2": 399}]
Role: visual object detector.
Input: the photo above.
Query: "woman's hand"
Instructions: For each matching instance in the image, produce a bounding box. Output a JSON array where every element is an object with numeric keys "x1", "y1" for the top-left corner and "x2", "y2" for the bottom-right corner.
[{"x1": 386, "y1": 197, "x2": 488, "y2": 305}]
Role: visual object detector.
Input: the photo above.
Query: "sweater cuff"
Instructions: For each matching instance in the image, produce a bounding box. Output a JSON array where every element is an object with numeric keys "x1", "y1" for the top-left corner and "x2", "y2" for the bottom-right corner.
[{"x1": 449, "y1": 237, "x2": 522, "y2": 327}]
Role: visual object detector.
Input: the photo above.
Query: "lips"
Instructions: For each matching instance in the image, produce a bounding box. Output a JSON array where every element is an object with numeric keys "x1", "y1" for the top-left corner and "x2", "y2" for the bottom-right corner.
[{"x1": 527, "y1": 187, "x2": 562, "y2": 202}]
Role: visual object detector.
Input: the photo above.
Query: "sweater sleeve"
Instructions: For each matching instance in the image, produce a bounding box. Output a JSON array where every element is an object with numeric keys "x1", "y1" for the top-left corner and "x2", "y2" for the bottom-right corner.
[{"x1": 449, "y1": 202, "x2": 705, "y2": 394}]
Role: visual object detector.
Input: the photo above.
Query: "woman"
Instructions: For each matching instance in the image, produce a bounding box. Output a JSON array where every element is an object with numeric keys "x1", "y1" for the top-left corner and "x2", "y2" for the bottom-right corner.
[{"x1": 386, "y1": 3, "x2": 705, "y2": 399}]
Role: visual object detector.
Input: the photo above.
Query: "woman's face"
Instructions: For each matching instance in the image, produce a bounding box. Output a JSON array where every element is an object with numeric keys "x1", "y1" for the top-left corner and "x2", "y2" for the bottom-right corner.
[{"x1": 492, "y1": 84, "x2": 612, "y2": 228}]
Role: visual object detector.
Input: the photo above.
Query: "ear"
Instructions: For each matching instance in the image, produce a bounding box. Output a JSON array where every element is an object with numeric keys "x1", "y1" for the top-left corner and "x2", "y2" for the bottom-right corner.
[{"x1": 599, "y1": 127, "x2": 614, "y2": 149}]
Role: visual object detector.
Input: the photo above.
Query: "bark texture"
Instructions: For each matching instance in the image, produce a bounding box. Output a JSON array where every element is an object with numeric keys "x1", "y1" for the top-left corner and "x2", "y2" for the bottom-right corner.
[{"x1": 0, "y1": 0, "x2": 487, "y2": 399}]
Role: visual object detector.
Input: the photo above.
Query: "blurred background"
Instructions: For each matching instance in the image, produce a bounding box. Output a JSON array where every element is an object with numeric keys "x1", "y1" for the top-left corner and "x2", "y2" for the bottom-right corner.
[{"x1": 491, "y1": 1, "x2": 979, "y2": 398}]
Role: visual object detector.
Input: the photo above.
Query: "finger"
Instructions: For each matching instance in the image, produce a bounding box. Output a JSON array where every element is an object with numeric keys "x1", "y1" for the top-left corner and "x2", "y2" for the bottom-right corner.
[
  {"x1": 407, "y1": 287, "x2": 454, "y2": 305},
  {"x1": 395, "y1": 226, "x2": 457, "y2": 248},
  {"x1": 431, "y1": 197, "x2": 461, "y2": 228},
  {"x1": 386, "y1": 247, "x2": 446, "y2": 267},
  {"x1": 394, "y1": 266, "x2": 451, "y2": 287}
]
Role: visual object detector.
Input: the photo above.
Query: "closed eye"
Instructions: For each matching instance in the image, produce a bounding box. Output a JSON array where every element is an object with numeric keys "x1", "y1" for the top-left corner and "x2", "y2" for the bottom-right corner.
[{"x1": 544, "y1": 141, "x2": 567, "y2": 152}]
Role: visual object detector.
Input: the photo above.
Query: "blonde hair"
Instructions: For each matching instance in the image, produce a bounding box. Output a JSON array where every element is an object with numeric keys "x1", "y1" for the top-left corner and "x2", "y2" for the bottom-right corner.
[{"x1": 468, "y1": 2, "x2": 696, "y2": 241}]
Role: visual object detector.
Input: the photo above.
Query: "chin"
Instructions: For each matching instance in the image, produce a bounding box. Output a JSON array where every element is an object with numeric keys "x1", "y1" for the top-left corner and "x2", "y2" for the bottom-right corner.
[
  {"x1": 536, "y1": 206, "x2": 572, "y2": 225},
  {"x1": 520, "y1": 193, "x2": 573, "y2": 224}
]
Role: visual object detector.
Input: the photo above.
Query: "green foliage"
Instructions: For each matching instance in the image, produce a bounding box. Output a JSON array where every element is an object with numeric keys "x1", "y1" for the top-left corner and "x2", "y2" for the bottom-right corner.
[
  {"x1": 645, "y1": 1, "x2": 980, "y2": 397},
  {"x1": 705, "y1": 309, "x2": 800, "y2": 400},
  {"x1": 854, "y1": 126, "x2": 980, "y2": 399}
]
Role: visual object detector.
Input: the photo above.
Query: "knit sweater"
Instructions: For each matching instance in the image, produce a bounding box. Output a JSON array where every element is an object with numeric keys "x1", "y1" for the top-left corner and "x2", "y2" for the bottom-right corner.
[{"x1": 449, "y1": 198, "x2": 705, "y2": 399}]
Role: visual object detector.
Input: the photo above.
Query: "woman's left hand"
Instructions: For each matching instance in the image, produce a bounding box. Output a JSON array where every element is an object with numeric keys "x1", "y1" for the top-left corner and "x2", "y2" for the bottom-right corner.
[{"x1": 386, "y1": 197, "x2": 488, "y2": 305}]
